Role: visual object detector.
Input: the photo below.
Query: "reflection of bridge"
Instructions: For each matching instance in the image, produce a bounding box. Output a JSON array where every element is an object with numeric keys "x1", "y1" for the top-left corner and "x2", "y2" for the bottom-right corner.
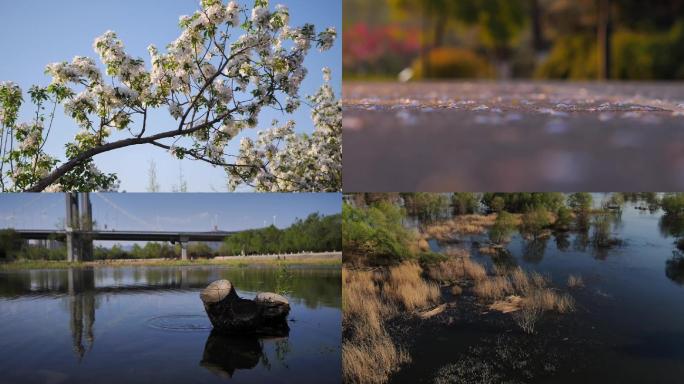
[{"x1": 14, "y1": 193, "x2": 235, "y2": 261}]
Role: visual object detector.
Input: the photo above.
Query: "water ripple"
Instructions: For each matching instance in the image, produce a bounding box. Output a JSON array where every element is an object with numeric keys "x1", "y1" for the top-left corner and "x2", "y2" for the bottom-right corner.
[{"x1": 146, "y1": 314, "x2": 212, "y2": 332}]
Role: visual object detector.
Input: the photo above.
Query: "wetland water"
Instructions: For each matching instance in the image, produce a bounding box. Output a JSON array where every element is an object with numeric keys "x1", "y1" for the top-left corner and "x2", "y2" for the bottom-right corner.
[
  {"x1": 394, "y1": 201, "x2": 684, "y2": 383},
  {"x1": 0, "y1": 266, "x2": 341, "y2": 384}
]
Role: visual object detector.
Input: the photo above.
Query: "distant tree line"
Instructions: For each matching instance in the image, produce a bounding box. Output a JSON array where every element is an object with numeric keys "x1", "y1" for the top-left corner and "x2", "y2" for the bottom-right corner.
[
  {"x1": 219, "y1": 213, "x2": 341, "y2": 255},
  {"x1": 0, "y1": 212, "x2": 341, "y2": 262}
]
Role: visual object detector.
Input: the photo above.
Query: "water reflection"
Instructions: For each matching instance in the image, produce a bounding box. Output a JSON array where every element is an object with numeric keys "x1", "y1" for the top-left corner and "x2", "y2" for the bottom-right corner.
[
  {"x1": 0, "y1": 266, "x2": 341, "y2": 308},
  {"x1": 200, "y1": 332, "x2": 268, "y2": 378},
  {"x1": 200, "y1": 328, "x2": 296, "y2": 379},
  {"x1": 666, "y1": 252, "x2": 684, "y2": 285},
  {"x1": 554, "y1": 232, "x2": 570, "y2": 251},
  {"x1": 0, "y1": 266, "x2": 340, "y2": 384},
  {"x1": 0, "y1": 266, "x2": 340, "y2": 365},
  {"x1": 65, "y1": 269, "x2": 97, "y2": 360},
  {"x1": 489, "y1": 248, "x2": 517, "y2": 270},
  {"x1": 522, "y1": 238, "x2": 548, "y2": 264},
  {"x1": 659, "y1": 214, "x2": 684, "y2": 238}
]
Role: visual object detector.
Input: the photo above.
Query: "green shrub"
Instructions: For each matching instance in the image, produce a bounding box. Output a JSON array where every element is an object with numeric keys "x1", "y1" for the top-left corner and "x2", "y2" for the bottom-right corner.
[
  {"x1": 452, "y1": 193, "x2": 480, "y2": 215},
  {"x1": 555, "y1": 206, "x2": 573, "y2": 231},
  {"x1": 661, "y1": 193, "x2": 684, "y2": 216},
  {"x1": 489, "y1": 211, "x2": 517, "y2": 244},
  {"x1": 342, "y1": 201, "x2": 415, "y2": 264},
  {"x1": 567, "y1": 193, "x2": 593, "y2": 213},
  {"x1": 521, "y1": 207, "x2": 550, "y2": 239},
  {"x1": 418, "y1": 251, "x2": 448, "y2": 266},
  {"x1": 0, "y1": 229, "x2": 22, "y2": 260}
]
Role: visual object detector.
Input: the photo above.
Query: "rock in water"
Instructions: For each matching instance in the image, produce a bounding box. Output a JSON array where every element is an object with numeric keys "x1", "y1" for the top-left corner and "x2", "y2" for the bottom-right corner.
[{"x1": 200, "y1": 280, "x2": 290, "y2": 335}]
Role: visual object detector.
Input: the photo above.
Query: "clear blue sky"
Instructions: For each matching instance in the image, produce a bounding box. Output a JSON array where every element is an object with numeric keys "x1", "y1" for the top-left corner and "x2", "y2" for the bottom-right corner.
[
  {"x1": 0, "y1": 0, "x2": 341, "y2": 192},
  {"x1": 0, "y1": 193, "x2": 341, "y2": 231}
]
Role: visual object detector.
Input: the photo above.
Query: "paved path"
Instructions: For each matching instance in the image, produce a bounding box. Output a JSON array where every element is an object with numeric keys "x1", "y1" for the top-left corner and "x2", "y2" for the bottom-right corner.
[{"x1": 343, "y1": 81, "x2": 684, "y2": 191}]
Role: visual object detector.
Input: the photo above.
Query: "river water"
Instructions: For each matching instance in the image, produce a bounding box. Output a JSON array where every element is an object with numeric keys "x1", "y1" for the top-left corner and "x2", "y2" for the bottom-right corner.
[
  {"x1": 0, "y1": 266, "x2": 341, "y2": 384},
  {"x1": 393, "y1": 199, "x2": 684, "y2": 383}
]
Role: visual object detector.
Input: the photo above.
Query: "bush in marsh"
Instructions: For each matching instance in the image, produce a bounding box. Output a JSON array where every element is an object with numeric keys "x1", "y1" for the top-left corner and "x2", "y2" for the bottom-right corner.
[
  {"x1": 520, "y1": 207, "x2": 552, "y2": 239},
  {"x1": 661, "y1": 193, "x2": 684, "y2": 216},
  {"x1": 342, "y1": 201, "x2": 415, "y2": 265},
  {"x1": 489, "y1": 212, "x2": 517, "y2": 244}
]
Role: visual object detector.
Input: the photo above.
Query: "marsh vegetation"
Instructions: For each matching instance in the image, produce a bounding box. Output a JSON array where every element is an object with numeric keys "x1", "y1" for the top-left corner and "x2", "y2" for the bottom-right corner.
[{"x1": 343, "y1": 192, "x2": 684, "y2": 383}]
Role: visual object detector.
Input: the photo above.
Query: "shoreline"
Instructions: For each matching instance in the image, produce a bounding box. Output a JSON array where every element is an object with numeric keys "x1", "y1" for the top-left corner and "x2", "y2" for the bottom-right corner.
[{"x1": 0, "y1": 252, "x2": 342, "y2": 270}]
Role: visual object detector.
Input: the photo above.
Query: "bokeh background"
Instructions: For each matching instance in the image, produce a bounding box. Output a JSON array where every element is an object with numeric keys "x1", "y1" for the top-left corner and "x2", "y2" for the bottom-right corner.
[{"x1": 343, "y1": 0, "x2": 684, "y2": 81}]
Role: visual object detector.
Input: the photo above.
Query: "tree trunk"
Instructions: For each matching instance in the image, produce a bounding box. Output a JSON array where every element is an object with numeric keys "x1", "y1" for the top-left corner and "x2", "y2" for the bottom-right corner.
[
  {"x1": 433, "y1": 13, "x2": 447, "y2": 49},
  {"x1": 421, "y1": 2, "x2": 431, "y2": 79},
  {"x1": 597, "y1": 0, "x2": 613, "y2": 80},
  {"x1": 530, "y1": 0, "x2": 545, "y2": 52}
]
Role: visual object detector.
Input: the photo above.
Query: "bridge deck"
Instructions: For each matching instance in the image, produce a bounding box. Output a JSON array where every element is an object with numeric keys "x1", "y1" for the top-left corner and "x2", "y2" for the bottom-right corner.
[{"x1": 13, "y1": 230, "x2": 235, "y2": 242}]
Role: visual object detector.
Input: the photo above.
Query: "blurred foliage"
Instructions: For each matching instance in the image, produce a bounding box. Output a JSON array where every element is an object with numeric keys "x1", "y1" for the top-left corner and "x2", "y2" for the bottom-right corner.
[
  {"x1": 412, "y1": 47, "x2": 494, "y2": 79},
  {"x1": 343, "y1": 24, "x2": 421, "y2": 78},
  {"x1": 344, "y1": 0, "x2": 684, "y2": 80}
]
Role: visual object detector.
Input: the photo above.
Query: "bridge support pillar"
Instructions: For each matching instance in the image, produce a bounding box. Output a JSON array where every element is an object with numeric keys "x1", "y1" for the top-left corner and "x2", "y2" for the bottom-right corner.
[
  {"x1": 180, "y1": 236, "x2": 189, "y2": 260},
  {"x1": 65, "y1": 193, "x2": 81, "y2": 262},
  {"x1": 79, "y1": 193, "x2": 93, "y2": 262}
]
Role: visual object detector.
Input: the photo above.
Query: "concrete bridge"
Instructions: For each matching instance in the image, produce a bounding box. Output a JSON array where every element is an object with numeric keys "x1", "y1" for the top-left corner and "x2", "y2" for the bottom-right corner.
[{"x1": 15, "y1": 193, "x2": 235, "y2": 261}]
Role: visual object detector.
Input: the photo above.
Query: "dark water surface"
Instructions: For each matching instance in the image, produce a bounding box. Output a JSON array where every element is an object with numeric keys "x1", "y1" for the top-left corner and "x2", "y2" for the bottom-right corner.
[
  {"x1": 393, "y1": 201, "x2": 684, "y2": 384},
  {"x1": 344, "y1": 81, "x2": 684, "y2": 192},
  {"x1": 0, "y1": 266, "x2": 341, "y2": 384}
]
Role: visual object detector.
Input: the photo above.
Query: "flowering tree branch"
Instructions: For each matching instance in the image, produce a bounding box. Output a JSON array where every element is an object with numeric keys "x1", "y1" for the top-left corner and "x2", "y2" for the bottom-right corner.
[{"x1": 0, "y1": 0, "x2": 337, "y2": 192}]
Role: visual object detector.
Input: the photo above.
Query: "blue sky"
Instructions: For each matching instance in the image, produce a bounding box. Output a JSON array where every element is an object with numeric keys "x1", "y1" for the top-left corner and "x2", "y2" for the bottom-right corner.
[
  {"x1": 0, "y1": 193, "x2": 341, "y2": 231},
  {"x1": 0, "y1": 0, "x2": 341, "y2": 192}
]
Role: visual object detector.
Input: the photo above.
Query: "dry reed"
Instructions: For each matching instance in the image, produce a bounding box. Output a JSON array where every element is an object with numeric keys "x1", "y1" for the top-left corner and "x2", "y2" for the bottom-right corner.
[{"x1": 567, "y1": 274, "x2": 584, "y2": 288}]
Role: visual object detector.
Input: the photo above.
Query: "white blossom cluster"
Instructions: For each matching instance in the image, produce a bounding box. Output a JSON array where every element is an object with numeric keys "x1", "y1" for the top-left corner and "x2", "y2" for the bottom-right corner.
[
  {"x1": 0, "y1": 81, "x2": 21, "y2": 127},
  {"x1": 1, "y1": 0, "x2": 338, "y2": 192},
  {"x1": 227, "y1": 67, "x2": 341, "y2": 191}
]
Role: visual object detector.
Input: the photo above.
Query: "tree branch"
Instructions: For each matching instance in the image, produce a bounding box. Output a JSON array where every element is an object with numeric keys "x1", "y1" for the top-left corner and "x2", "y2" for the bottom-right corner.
[{"x1": 26, "y1": 114, "x2": 228, "y2": 192}]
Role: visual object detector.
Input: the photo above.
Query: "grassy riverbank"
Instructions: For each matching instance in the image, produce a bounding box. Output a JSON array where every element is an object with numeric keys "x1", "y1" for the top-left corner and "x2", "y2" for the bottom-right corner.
[{"x1": 0, "y1": 253, "x2": 342, "y2": 271}]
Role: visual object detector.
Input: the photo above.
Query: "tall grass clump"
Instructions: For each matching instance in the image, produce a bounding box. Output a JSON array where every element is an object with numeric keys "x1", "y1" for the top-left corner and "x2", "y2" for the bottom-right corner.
[
  {"x1": 513, "y1": 305, "x2": 542, "y2": 334},
  {"x1": 343, "y1": 268, "x2": 411, "y2": 384},
  {"x1": 567, "y1": 274, "x2": 584, "y2": 288},
  {"x1": 474, "y1": 276, "x2": 514, "y2": 300},
  {"x1": 384, "y1": 263, "x2": 440, "y2": 311},
  {"x1": 425, "y1": 251, "x2": 486, "y2": 284}
]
